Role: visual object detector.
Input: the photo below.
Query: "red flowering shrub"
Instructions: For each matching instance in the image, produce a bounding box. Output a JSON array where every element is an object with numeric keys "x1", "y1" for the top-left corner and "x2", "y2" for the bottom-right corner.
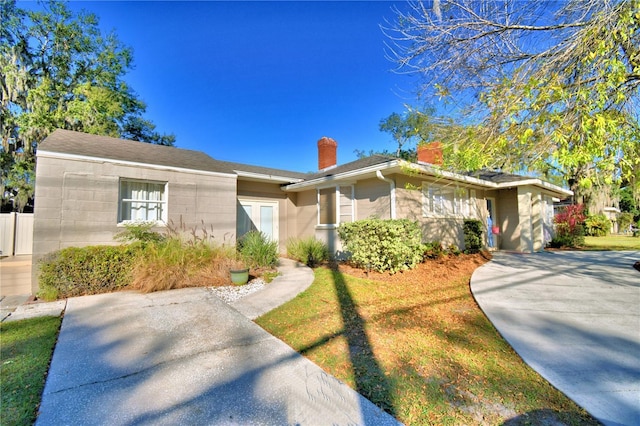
[{"x1": 549, "y1": 204, "x2": 586, "y2": 248}]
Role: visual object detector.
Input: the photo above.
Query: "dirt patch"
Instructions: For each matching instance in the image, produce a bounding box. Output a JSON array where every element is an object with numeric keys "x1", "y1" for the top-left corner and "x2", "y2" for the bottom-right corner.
[{"x1": 333, "y1": 251, "x2": 493, "y2": 285}]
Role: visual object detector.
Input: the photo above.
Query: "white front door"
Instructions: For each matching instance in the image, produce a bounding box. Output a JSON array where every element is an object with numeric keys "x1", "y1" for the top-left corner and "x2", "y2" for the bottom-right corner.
[{"x1": 237, "y1": 200, "x2": 279, "y2": 242}]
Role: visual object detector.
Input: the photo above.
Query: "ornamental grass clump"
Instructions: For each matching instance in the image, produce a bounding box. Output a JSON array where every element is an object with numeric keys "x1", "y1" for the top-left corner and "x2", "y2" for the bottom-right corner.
[
  {"x1": 286, "y1": 236, "x2": 330, "y2": 267},
  {"x1": 338, "y1": 218, "x2": 423, "y2": 273},
  {"x1": 237, "y1": 230, "x2": 279, "y2": 269},
  {"x1": 130, "y1": 236, "x2": 236, "y2": 293}
]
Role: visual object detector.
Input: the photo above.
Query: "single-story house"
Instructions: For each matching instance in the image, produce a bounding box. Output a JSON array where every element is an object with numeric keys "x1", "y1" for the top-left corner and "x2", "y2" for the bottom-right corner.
[{"x1": 31, "y1": 129, "x2": 572, "y2": 293}]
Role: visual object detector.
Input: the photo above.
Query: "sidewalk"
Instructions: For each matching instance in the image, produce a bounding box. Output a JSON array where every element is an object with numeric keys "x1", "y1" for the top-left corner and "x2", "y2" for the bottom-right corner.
[{"x1": 35, "y1": 259, "x2": 401, "y2": 425}]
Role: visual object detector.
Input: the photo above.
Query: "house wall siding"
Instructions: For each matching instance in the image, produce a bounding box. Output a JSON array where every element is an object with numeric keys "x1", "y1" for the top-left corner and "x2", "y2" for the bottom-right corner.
[
  {"x1": 32, "y1": 155, "x2": 237, "y2": 293},
  {"x1": 394, "y1": 175, "x2": 483, "y2": 249},
  {"x1": 354, "y1": 177, "x2": 391, "y2": 220},
  {"x1": 295, "y1": 189, "x2": 317, "y2": 239},
  {"x1": 497, "y1": 188, "x2": 520, "y2": 251}
]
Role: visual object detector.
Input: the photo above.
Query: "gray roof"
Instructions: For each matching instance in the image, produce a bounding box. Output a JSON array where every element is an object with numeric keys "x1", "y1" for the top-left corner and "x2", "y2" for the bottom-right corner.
[
  {"x1": 39, "y1": 129, "x2": 236, "y2": 175},
  {"x1": 217, "y1": 160, "x2": 309, "y2": 180},
  {"x1": 305, "y1": 155, "x2": 396, "y2": 180},
  {"x1": 466, "y1": 170, "x2": 534, "y2": 183},
  {"x1": 39, "y1": 130, "x2": 561, "y2": 192}
]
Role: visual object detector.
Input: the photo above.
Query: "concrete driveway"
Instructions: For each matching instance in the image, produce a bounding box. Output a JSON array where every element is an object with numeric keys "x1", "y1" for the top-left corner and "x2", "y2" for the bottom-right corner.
[
  {"x1": 35, "y1": 259, "x2": 400, "y2": 426},
  {"x1": 471, "y1": 251, "x2": 640, "y2": 426}
]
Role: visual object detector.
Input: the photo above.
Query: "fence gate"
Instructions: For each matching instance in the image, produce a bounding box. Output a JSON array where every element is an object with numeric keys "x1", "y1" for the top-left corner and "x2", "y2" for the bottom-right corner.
[{"x1": 0, "y1": 213, "x2": 34, "y2": 256}]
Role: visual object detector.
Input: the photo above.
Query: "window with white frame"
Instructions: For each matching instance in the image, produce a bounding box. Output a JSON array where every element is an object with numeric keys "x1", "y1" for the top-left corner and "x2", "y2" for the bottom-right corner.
[
  {"x1": 422, "y1": 183, "x2": 471, "y2": 217},
  {"x1": 119, "y1": 179, "x2": 167, "y2": 223},
  {"x1": 318, "y1": 185, "x2": 354, "y2": 226}
]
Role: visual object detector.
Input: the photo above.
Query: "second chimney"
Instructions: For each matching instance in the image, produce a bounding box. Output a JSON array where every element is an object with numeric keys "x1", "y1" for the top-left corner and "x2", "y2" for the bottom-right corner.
[
  {"x1": 318, "y1": 137, "x2": 337, "y2": 170},
  {"x1": 417, "y1": 142, "x2": 443, "y2": 166}
]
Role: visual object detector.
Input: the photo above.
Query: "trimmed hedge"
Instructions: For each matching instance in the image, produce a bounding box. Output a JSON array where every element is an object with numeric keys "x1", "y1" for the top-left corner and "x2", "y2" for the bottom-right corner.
[
  {"x1": 38, "y1": 244, "x2": 141, "y2": 300},
  {"x1": 463, "y1": 219, "x2": 484, "y2": 254},
  {"x1": 338, "y1": 218, "x2": 423, "y2": 273}
]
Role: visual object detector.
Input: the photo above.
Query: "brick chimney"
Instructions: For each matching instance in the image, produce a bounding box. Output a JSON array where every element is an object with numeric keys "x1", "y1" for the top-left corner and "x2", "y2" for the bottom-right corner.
[
  {"x1": 317, "y1": 137, "x2": 337, "y2": 170},
  {"x1": 417, "y1": 142, "x2": 443, "y2": 166}
]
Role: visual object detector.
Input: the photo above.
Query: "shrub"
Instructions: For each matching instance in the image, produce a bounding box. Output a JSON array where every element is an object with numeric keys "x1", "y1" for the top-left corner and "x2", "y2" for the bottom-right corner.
[
  {"x1": 618, "y1": 212, "x2": 635, "y2": 233},
  {"x1": 286, "y1": 237, "x2": 329, "y2": 267},
  {"x1": 423, "y1": 241, "x2": 446, "y2": 259},
  {"x1": 463, "y1": 219, "x2": 484, "y2": 254},
  {"x1": 338, "y1": 218, "x2": 423, "y2": 273},
  {"x1": 114, "y1": 221, "x2": 165, "y2": 244},
  {"x1": 237, "y1": 231, "x2": 279, "y2": 269},
  {"x1": 550, "y1": 204, "x2": 586, "y2": 248},
  {"x1": 584, "y1": 213, "x2": 611, "y2": 237},
  {"x1": 447, "y1": 244, "x2": 461, "y2": 256},
  {"x1": 38, "y1": 244, "x2": 141, "y2": 300}
]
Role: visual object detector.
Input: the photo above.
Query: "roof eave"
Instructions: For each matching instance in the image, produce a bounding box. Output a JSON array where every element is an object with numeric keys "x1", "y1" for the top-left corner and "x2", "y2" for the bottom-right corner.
[
  {"x1": 36, "y1": 150, "x2": 237, "y2": 178},
  {"x1": 283, "y1": 160, "x2": 405, "y2": 192},
  {"x1": 494, "y1": 178, "x2": 573, "y2": 196},
  {"x1": 234, "y1": 170, "x2": 305, "y2": 184}
]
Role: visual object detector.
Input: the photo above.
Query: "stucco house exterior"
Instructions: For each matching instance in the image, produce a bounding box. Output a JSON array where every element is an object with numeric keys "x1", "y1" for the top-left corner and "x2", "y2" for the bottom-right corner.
[{"x1": 31, "y1": 129, "x2": 572, "y2": 292}]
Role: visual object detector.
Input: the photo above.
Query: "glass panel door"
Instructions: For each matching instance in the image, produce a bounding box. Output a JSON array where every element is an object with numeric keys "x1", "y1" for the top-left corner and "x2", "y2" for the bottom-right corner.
[
  {"x1": 260, "y1": 205, "x2": 274, "y2": 241},
  {"x1": 237, "y1": 200, "x2": 278, "y2": 243}
]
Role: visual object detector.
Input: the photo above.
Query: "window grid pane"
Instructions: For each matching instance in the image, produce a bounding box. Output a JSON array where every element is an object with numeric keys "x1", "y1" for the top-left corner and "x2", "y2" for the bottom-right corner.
[{"x1": 119, "y1": 180, "x2": 166, "y2": 223}]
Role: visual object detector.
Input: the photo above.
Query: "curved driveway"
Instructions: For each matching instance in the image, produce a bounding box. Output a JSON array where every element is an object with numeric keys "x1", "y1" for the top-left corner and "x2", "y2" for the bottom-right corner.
[{"x1": 471, "y1": 251, "x2": 640, "y2": 426}]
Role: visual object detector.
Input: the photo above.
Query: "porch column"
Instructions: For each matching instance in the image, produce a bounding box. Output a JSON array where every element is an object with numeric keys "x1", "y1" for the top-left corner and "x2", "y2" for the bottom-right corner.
[{"x1": 517, "y1": 187, "x2": 534, "y2": 253}]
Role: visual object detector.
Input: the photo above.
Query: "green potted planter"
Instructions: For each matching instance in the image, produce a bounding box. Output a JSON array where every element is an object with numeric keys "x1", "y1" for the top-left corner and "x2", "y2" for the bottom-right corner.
[{"x1": 229, "y1": 266, "x2": 249, "y2": 285}]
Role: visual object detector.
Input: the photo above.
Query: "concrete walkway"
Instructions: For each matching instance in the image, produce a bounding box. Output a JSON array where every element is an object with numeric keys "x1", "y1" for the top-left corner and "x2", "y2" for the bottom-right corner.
[
  {"x1": 35, "y1": 259, "x2": 400, "y2": 425},
  {"x1": 0, "y1": 255, "x2": 34, "y2": 320},
  {"x1": 471, "y1": 251, "x2": 640, "y2": 426}
]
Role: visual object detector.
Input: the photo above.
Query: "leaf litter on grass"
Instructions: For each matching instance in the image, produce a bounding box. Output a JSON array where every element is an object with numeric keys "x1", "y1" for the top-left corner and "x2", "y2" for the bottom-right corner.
[{"x1": 258, "y1": 253, "x2": 600, "y2": 425}]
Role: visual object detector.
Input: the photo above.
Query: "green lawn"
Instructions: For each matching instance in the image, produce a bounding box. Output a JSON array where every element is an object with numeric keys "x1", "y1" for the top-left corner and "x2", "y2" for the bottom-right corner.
[
  {"x1": 1, "y1": 316, "x2": 61, "y2": 426},
  {"x1": 257, "y1": 255, "x2": 598, "y2": 425},
  {"x1": 584, "y1": 235, "x2": 640, "y2": 251}
]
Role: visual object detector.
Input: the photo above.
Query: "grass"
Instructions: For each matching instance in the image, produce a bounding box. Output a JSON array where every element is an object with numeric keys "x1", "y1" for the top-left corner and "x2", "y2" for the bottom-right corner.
[
  {"x1": 583, "y1": 234, "x2": 640, "y2": 251},
  {"x1": 257, "y1": 256, "x2": 599, "y2": 425},
  {"x1": 1, "y1": 316, "x2": 61, "y2": 426}
]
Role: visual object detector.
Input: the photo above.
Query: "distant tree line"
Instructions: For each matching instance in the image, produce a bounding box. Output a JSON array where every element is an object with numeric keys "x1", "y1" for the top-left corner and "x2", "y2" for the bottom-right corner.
[{"x1": 1, "y1": 0, "x2": 175, "y2": 212}]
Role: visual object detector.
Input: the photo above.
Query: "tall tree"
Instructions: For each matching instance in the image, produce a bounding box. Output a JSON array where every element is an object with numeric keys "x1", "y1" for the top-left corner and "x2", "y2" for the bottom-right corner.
[
  {"x1": 379, "y1": 106, "x2": 437, "y2": 157},
  {"x1": 384, "y1": 0, "x2": 639, "y2": 204},
  {"x1": 0, "y1": 0, "x2": 174, "y2": 211}
]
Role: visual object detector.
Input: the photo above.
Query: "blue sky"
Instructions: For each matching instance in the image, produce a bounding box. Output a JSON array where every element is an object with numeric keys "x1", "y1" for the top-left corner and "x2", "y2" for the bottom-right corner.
[{"x1": 52, "y1": 1, "x2": 420, "y2": 173}]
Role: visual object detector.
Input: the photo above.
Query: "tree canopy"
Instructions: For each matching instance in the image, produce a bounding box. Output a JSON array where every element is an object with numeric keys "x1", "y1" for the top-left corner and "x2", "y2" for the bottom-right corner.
[
  {"x1": 383, "y1": 0, "x2": 639, "y2": 203},
  {"x1": 1, "y1": 0, "x2": 174, "y2": 211}
]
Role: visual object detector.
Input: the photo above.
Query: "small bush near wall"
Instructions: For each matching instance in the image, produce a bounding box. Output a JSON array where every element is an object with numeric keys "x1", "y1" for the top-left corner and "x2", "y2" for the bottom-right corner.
[
  {"x1": 463, "y1": 219, "x2": 484, "y2": 254},
  {"x1": 584, "y1": 213, "x2": 611, "y2": 237},
  {"x1": 38, "y1": 245, "x2": 141, "y2": 300},
  {"x1": 423, "y1": 241, "x2": 447, "y2": 259},
  {"x1": 114, "y1": 221, "x2": 165, "y2": 244},
  {"x1": 548, "y1": 204, "x2": 586, "y2": 248},
  {"x1": 286, "y1": 237, "x2": 329, "y2": 267},
  {"x1": 338, "y1": 218, "x2": 423, "y2": 274}
]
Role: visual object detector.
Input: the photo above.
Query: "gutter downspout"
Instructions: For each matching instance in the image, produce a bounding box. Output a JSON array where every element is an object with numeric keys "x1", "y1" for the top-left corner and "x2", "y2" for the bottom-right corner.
[{"x1": 376, "y1": 170, "x2": 396, "y2": 219}]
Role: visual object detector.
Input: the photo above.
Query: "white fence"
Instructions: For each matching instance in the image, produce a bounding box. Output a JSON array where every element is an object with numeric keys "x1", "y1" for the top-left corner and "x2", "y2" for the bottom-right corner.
[{"x1": 0, "y1": 213, "x2": 34, "y2": 256}]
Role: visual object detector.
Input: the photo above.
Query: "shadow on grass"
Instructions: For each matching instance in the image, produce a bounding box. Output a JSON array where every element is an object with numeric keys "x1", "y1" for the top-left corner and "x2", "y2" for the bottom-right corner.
[{"x1": 301, "y1": 269, "x2": 397, "y2": 416}]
